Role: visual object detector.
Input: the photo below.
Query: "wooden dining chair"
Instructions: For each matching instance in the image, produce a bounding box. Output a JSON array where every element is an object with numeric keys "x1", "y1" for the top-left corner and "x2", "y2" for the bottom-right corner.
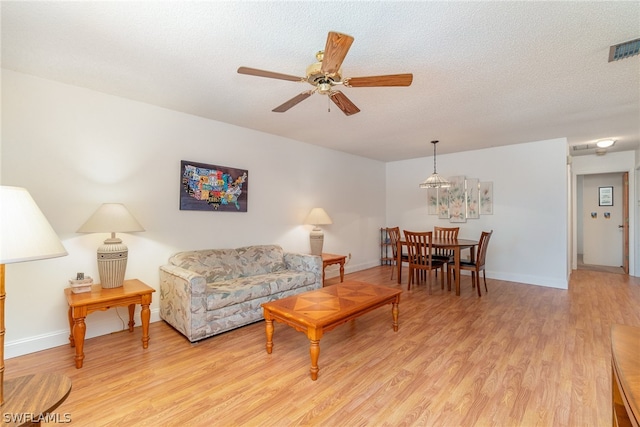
[
  {"x1": 457, "y1": 230, "x2": 493, "y2": 297},
  {"x1": 433, "y1": 226, "x2": 459, "y2": 287},
  {"x1": 387, "y1": 227, "x2": 408, "y2": 280},
  {"x1": 403, "y1": 230, "x2": 446, "y2": 293}
]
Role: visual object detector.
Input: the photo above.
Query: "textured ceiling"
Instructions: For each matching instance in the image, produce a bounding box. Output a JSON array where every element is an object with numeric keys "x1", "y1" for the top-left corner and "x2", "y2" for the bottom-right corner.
[{"x1": 2, "y1": 1, "x2": 639, "y2": 161}]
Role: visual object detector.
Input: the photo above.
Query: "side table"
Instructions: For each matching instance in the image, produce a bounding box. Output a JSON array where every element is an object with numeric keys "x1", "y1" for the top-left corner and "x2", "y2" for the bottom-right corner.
[
  {"x1": 64, "y1": 278, "x2": 155, "y2": 368},
  {"x1": 321, "y1": 253, "x2": 347, "y2": 285}
]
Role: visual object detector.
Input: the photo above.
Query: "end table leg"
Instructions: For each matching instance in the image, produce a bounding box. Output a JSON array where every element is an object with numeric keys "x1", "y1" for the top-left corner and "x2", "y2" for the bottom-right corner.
[
  {"x1": 141, "y1": 303, "x2": 151, "y2": 349},
  {"x1": 309, "y1": 339, "x2": 320, "y2": 380},
  {"x1": 391, "y1": 299, "x2": 400, "y2": 332},
  {"x1": 72, "y1": 317, "x2": 86, "y2": 368},
  {"x1": 67, "y1": 307, "x2": 75, "y2": 348},
  {"x1": 340, "y1": 261, "x2": 345, "y2": 282},
  {"x1": 128, "y1": 304, "x2": 135, "y2": 332},
  {"x1": 265, "y1": 316, "x2": 274, "y2": 354}
]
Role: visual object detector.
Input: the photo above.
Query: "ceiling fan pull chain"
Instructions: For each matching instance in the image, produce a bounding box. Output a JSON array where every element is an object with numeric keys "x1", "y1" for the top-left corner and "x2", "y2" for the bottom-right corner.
[{"x1": 328, "y1": 95, "x2": 331, "y2": 113}]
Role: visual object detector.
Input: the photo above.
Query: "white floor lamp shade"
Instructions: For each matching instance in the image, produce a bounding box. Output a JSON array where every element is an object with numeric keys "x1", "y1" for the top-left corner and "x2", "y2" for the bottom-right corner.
[
  {"x1": 305, "y1": 208, "x2": 332, "y2": 256},
  {"x1": 77, "y1": 203, "x2": 144, "y2": 288},
  {"x1": 0, "y1": 186, "x2": 68, "y2": 404}
]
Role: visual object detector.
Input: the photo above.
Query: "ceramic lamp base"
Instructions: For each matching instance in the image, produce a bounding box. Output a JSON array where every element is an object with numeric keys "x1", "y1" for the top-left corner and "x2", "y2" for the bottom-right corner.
[
  {"x1": 97, "y1": 238, "x2": 128, "y2": 288},
  {"x1": 310, "y1": 228, "x2": 324, "y2": 256}
]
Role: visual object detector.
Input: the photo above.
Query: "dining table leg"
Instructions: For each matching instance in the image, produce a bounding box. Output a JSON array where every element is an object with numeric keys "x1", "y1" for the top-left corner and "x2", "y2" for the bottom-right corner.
[{"x1": 454, "y1": 246, "x2": 461, "y2": 296}]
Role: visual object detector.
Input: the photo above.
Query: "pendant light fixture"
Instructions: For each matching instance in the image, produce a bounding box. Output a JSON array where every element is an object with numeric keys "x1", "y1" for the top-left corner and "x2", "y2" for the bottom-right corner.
[{"x1": 419, "y1": 140, "x2": 450, "y2": 188}]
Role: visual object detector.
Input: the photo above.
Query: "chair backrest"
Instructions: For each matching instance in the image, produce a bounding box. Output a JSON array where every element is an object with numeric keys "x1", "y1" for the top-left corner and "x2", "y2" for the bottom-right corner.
[
  {"x1": 403, "y1": 230, "x2": 435, "y2": 267},
  {"x1": 386, "y1": 227, "x2": 401, "y2": 258},
  {"x1": 476, "y1": 230, "x2": 493, "y2": 267},
  {"x1": 434, "y1": 226, "x2": 459, "y2": 240},
  {"x1": 434, "y1": 226, "x2": 459, "y2": 256}
]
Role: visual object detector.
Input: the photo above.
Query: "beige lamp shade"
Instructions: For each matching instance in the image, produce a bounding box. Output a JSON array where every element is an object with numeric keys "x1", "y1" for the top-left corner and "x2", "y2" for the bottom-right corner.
[
  {"x1": 305, "y1": 208, "x2": 333, "y2": 226},
  {"x1": 77, "y1": 203, "x2": 145, "y2": 234},
  {"x1": 305, "y1": 208, "x2": 332, "y2": 256},
  {"x1": 77, "y1": 203, "x2": 144, "y2": 288}
]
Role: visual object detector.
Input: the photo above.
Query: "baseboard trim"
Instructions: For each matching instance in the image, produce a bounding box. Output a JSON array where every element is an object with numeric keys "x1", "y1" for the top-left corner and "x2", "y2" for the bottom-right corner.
[{"x1": 5, "y1": 308, "x2": 162, "y2": 359}]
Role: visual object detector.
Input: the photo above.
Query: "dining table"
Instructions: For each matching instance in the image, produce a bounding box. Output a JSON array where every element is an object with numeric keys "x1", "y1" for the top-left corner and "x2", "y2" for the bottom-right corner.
[{"x1": 396, "y1": 237, "x2": 478, "y2": 296}]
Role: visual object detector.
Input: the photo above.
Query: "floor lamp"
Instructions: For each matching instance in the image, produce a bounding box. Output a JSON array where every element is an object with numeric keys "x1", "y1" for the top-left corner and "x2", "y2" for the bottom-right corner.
[{"x1": 0, "y1": 186, "x2": 70, "y2": 407}]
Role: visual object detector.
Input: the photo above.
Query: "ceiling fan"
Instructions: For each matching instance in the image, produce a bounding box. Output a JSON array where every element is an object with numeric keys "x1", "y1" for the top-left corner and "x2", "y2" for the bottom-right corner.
[{"x1": 237, "y1": 31, "x2": 413, "y2": 116}]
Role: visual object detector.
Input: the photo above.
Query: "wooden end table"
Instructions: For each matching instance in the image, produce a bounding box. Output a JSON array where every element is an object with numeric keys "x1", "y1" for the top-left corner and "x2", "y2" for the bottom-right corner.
[
  {"x1": 261, "y1": 280, "x2": 401, "y2": 380},
  {"x1": 64, "y1": 278, "x2": 155, "y2": 368},
  {"x1": 321, "y1": 253, "x2": 347, "y2": 285}
]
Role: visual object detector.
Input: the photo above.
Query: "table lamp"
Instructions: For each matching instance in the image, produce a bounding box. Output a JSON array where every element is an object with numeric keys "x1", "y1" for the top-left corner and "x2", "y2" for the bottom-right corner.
[
  {"x1": 0, "y1": 186, "x2": 68, "y2": 404},
  {"x1": 305, "y1": 208, "x2": 332, "y2": 256},
  {"x1": 77, "y1": 203, "x2": 144, "y2": 288}
]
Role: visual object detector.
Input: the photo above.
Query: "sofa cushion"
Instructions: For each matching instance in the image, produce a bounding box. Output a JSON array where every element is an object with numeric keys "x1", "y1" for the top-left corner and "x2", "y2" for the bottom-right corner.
[
  {"x1": 169, "y1": 248, "x2": 241, "y2": 281},
  {"x1": 206, "y1": 270, "x2": 317, "y2": 310},
  {"x1": 235, "y1": 245, "x2": 286, "y2": 276},
  {"x1": 168, "y1": 245, "x2": 286, "y2": 281}
]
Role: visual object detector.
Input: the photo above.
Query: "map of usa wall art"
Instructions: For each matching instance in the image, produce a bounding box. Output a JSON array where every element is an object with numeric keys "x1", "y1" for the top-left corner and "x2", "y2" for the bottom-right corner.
[{"x1": 180, "y1": 160, "x2": 248, "y2": 212}]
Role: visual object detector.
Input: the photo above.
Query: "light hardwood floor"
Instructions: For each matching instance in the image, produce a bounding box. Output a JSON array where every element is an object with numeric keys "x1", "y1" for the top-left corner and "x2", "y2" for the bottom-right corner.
[{"x1": 5, "y1": 266, "x2": 640, "y2": 426}]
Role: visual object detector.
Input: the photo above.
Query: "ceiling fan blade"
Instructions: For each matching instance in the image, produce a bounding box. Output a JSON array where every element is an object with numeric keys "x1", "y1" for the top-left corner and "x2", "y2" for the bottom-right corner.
[
  {"x1": 321, "y1": 32, "x2": 354, "y2": 76},
  {"x1": 345, "y1": 73, "x2": 414, "y2": 87},
  {"x1": 237, "y1": 67, "x2": 303, "y2": 82},
  {"x1": 329, "y1": 91, "x2": 360, "y2": 116},
  {"x1": 272, "y1": 91, "x2": 313, "y2": 113}
]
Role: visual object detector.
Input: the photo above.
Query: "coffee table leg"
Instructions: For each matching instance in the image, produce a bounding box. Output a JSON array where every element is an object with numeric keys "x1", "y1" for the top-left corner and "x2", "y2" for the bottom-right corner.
[
  {"x1": 309, "y1": 339, "x2": 320, "y2": 380},
  {"x1": 264, "y1": 312, "x2": 274, "y2": 354}
]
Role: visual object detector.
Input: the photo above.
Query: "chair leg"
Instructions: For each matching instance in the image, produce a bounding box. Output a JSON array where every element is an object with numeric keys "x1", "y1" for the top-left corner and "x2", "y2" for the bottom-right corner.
[
  {"x1": 482, "y1": 270, "x2": 488, "y2": 293},
  {"x1": 407, "y1": 267, "x2": 413, "y2": 290},
  {"x1": 476, "y1": 268, "x2": 482, "y2": 297},
  {"x1": 390, "y1": 263, "x2": 396, "y2": 280},
  {"x1": 440, "y1": 266, "x2": 445, "y2": 289}
]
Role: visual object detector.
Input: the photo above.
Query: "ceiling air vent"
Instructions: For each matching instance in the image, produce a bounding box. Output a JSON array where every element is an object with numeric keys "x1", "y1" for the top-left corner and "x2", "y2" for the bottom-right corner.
[{"x1": 609, "y1": 38, "x2": 640, "y2": 62}]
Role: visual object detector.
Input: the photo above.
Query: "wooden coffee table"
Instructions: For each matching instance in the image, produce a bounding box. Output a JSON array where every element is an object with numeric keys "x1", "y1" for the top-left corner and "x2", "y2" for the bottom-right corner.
[{"x1": 261, "y1": 280, "x2": 401, "y2": 380}]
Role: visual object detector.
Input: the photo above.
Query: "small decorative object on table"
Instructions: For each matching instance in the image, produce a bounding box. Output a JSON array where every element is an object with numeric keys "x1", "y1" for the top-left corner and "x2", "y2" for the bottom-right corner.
[{"x1": 69, "y1": 272, "x2": 93, "y2": 293}]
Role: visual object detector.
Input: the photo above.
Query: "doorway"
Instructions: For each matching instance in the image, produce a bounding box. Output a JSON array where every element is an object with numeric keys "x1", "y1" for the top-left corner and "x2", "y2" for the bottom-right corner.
[{"x1": 576, "y1": 172, "x2": 628, "y2": 274}]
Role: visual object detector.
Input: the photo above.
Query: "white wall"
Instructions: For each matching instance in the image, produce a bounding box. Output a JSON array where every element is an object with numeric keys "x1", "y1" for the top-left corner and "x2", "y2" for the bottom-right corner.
[
  {"x1": 386, "y1": 138, "x2": 569, "y2": 288},
  {"x1": 0, "y1": 70, "x2": 386, "y2": 357},
  {"x1": 571, "y1": 151, "x2": 636, "y2": 275}
]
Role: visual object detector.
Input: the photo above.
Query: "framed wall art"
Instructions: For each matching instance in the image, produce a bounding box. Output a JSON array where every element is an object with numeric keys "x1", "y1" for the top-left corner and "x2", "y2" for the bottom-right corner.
[
  {"x1": 448, "y1": 175, "x2": 467, "y2": 223},
  {"x1": 180, "y1": 160, "x2": 248, "y2": 212},
  {"x1": 427, "y1": 188, "x2": 438, "y2": 215},
  {"x1": 479, "y1": 182, "x2": 493, "y2": 215},
  {"x1": 466, "y1": 178, "x2": 480, "y2": 219},
  {"x1": 599, "y1": 186, "x2": 613, "y2": 206}
]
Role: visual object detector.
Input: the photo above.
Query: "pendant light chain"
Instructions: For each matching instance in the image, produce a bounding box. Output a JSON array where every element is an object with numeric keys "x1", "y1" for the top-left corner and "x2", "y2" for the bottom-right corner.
[{"x1": 419, "y1": 139, "x2": 450, "y2": 188}]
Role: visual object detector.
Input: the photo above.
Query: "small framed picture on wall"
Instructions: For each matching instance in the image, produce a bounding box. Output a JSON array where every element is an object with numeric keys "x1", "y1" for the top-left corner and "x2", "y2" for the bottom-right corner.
[{"x1": 599, "y1": 186, "x2": 613, "y2": 206}]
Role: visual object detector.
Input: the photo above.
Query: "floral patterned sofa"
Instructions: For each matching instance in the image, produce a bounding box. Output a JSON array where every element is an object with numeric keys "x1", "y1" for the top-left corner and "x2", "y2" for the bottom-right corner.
[{"x1": 159, "y1": 244, "x2": 322, "y2": 342}]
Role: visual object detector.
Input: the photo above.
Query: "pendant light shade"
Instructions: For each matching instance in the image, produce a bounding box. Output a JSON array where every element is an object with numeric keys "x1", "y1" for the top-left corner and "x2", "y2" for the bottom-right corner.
[{"x1": 419, "y1": 140, "x2": 450, "y2": 188}]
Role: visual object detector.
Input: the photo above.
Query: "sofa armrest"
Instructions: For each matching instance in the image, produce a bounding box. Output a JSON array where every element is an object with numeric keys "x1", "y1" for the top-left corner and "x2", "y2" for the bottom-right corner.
[
  {"x1": 284, "y1": 252, "x2": 322, "y2": 283},
  {"x1": 159, "y1": 264, "x2": 208, "y2": 341}
]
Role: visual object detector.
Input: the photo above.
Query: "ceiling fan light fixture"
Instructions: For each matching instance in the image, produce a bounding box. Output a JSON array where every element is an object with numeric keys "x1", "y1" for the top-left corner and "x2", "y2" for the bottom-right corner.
[
  {"x1": 596, "y1": 139, "x2": 615, "y2": 148},
  {"x1": 419, "y1": 140, "x2": 450, "y2": 189},
  {"x1": 318, "y1": 81, "x2": 332, "y2": 94}
]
